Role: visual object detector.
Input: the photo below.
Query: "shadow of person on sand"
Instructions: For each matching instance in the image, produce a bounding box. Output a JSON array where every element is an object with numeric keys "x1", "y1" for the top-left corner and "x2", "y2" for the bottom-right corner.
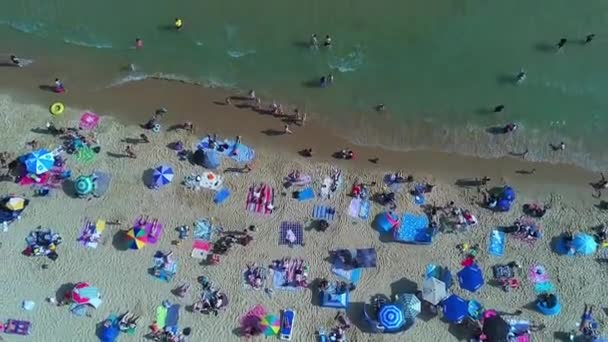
[
  {"x1": 534, "y1": 42, "x2": 556, "y2": 53},
  {"x1": 496, "y1": 73, "x2": 517, "y2": 86},
  {"x1": 39, "y1": 85, "x2": 56, "y2": 92},
  {"x1": 486, "y1": 126, "x2": 506, "y2": 135},
  {"x1": 261, "y1": 129, "x2": 284, "y2": 136},
  {"x1": 55, "y1": 282, "x2": 76, "y2": 302},
  {"x1": 302, "y1": 79, "x2": 321, "y2": 88},
  {"x1": 106, "y1": 151, "x2": 128, "y2": 159}
]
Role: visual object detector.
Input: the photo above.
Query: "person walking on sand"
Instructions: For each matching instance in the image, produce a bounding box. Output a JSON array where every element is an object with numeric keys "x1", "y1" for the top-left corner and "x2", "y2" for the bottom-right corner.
[
  {"x1": 324, "y1": 35, "x2": 332, "y2": 47},
  {"x1": 284, "y1": 124, "x2": 293, "y2": 134},
  {"x1": 585, "y1": 34, "x2": 596, "y2": 44},
  {"x1": 125, "y1": 145, "x2": 136, "y2": 158}
]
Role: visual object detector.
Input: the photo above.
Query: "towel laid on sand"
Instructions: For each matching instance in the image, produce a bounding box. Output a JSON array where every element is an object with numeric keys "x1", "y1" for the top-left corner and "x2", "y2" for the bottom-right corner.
[
  {"x1": 312, "y1": 205, "x2": 336, "y2": 221},
  {"x1": 246, "y1": 184, "x2": 274, "y2": 215},
  {"x1": 279, "y1": 222, "x2": 304, "y2": 246}
]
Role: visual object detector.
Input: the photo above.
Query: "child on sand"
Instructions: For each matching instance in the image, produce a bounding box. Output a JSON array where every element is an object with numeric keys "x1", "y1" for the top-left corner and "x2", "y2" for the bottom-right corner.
[{"x1": 125, "y1": 145, "x2": 136, "y2": 158}]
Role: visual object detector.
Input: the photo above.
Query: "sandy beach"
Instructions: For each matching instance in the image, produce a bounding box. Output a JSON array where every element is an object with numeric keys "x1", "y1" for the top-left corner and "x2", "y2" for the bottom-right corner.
[{"x1": 0, "y1": 79, "x2": 607, "y2": 342}]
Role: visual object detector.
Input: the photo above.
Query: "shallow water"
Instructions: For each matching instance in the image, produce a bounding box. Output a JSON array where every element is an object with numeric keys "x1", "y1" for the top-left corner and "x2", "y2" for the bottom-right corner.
[{"x1": 2, "y1": 0, "x2": 608, "y2": 169}]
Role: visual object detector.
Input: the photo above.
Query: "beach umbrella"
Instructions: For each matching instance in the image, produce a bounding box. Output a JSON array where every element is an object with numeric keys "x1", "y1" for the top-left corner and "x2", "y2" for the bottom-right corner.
[
  {"x1": 457, "y1": 264, "x2": 484, "y2": 293},
  {"x1": 100, "y1": 323, "x2": 120, "y2": 342},
  {"x1": 573, "y1": 233, "x2": 597, "y2": 256},
  {"x1": 395, "y1": 293, "x2": 421, "y2": 319},
  {"x1": 482, "y1": 314, "x2": 510, "y2": 342},
  {"x1": 378, "y1": 304, "x2": 405, "y2": 331},
  {"x1": 92, "y1": 171, "x2": 112, "y2": 197},
  {"x1": 71, "y1": 282, "x2": 102, "y2": 308},
  {"x1": 4, "y1": 197, "x2": 27, "y2": 211},
  {"x1": 442, "y1": 295, "x2": 468, "y2": 323},
  {"x1": 24, "y1": 149, "x2": 54, "y2": 175},
  {"x1": 152, "y1": 165, "x2": 174, "y2": 187},
  {"x1": 126, "y1": 226, "x2": 148, "y2": 250},
  {"x1": 422, "y1": 277, "x2": 447, "y2": 305},
  {"x1": 75, "y1": 176, "x2": 94, "y2": 196},
  {"x1": 259, "y1": 314, "x2": 280, "y2": 336}
]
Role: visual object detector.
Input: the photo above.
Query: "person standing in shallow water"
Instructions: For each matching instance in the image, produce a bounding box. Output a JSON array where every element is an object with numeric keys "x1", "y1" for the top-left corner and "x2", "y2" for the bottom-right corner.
[
  {"x1": 310, "y1": 34, "x2": 319, "y2": 49},
  {"x1": 556, "y1": 38, "x2": 567, "y2": 51},
  {"x1": 324, "y1": 35, "x2": 332, "y2": 47},
  {"x1": 585, "y1": 34, "x2": 595, "y2": 44},
  {"x1": 494, "y1": 104, "x2": 505, "y2": 113}
]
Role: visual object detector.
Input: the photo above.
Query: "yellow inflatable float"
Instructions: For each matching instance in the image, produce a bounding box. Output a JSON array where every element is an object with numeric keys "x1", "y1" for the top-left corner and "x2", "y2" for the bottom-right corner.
[{"x1": 50, "y1": 102, "x2": 64, "y2": 116}]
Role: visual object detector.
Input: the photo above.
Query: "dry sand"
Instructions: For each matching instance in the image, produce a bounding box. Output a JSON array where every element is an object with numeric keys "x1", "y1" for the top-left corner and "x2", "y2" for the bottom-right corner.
[{"x1": 0, "y1": 92, "x2": 607, "y2": 342}]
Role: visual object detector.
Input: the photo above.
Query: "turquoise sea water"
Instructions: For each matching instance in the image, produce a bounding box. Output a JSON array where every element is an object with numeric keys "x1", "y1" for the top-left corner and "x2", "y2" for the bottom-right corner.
[{"x1": 2, "y1": 0, "x2": 608, "y2": 169}]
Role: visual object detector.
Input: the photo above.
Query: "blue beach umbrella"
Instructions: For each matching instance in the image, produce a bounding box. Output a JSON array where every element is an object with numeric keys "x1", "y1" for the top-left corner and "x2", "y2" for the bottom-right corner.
[
  {"x1": 457, "y1": 264, "x2": 484, "y2": 293},
  {"x1": 442, "y1": 295, "x2": 468, "y2": 323},
  {"x1": 152, "y1": 165, "x2": 174, "y2": 187},
  {"x1": 24, "y1": 149, "x2": 54, "y2": 175},
  {"x1": 573, "y1": 233, "x2": 597, "y2": 256},
  {"x1": 378, "y1": 304, "x2": 405, "y2": 331}
]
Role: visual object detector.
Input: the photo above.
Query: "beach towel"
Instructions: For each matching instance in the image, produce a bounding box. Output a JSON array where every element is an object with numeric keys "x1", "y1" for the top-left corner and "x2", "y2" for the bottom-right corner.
[
  {"x1": 77, "y1": 219, "x2": 105, "y2": 248},
  {"x1": 156, "y1": 306, "x2": 168, "y2": 328},
  {"x1": 331, "y1": 266, "x2": 362, "y2": 284},
  {"x1": 191, "y1": 240, "x2": 211, "y2": 259},
  {"x1": 488, "y1": 230, "x2": 507, "y2": 257},
  {"x1": 76, "y1": 146, "x2": 96, "y2": 163},
  {"x1": 18, "y1": 172, "x2": 51, "y2": 186},
  {"x1": 141, "y1": 219, "x2": 163, "y2": 244},
  {"x1": 197, "y1": 136, "x2": 255, "y2": 164},
  {"x1": 295, "y1": 187, "x2": 315, "y2": 201},
  {"x1": 320, "y1": 174, "x2": 342, "y2": 200},
  {"x1": 383, "y1": 174, "x2": 405, "y2": 192},
  {"x1": 243, "y1": 266, "x2": 268, "y2": 290},
  {"x1": 355, "y1": 248, "x2": 378, "y2": 268},
  {"x1": 272, "y1": 271, "x2": 301, "y2": 292},
  {"x1": 347, "y1": 198, "x2": 361, "y2": 218},
  {"x1": 528, "y1": 265, "x2": 549, "y2": 284},
  {"x1": 165, "y1": 304, "x2": 180, "y2": 329},
  {"x1": 279, "y1": 222, "x2": 304, "y2": 246},
  {"x1": 359, "y1": 200, "x2": 371, "y2": 220},
  {"x1": 80, "y1": 111, "x2": 100, "y2": 130},
  {"x1": 3, "y1": 319, "x2": 31, "y2": 335},
  {"x1": 246, "y1": 184, "x2": 274, "y2": 215},
  {"x1": 214, "y1": 188, "x2": 231, "y2": 204},
  {"x1": 193, "y1": 218, "x2": 214, "y2": 241},
  {"x1": 394, "y1": 214, "x2": 431, "y2": 244},
  {"x1": 533, "y1": 281, "x2": 555, "y2": 294},
  {"x1": 240, "y1": 305, "x2": 267, "y2": 330},
  {"x1": 312, "y1": 205, "x2": 336, "y2": 221}
]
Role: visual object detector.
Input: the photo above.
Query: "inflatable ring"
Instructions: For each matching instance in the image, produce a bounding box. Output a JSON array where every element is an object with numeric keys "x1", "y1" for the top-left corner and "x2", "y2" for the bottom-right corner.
[
  {"x1": 50, "y1": 102, "x2": 64, "y2": 116},
  {"x1": 152, "y1": 123, "x2": 161, "y2": 133}
]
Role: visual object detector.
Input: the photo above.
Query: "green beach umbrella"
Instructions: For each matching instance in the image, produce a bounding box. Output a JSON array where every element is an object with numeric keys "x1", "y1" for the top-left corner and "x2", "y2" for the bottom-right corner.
[{"x1": 75, "y1": 176, "x2": 94, "y2": 196}]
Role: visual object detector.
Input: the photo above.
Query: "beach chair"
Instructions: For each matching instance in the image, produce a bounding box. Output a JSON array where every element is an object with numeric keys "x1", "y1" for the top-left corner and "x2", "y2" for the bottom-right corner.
[{"x1": 280, "y1": 309, "x2": 296, "y2": 341}]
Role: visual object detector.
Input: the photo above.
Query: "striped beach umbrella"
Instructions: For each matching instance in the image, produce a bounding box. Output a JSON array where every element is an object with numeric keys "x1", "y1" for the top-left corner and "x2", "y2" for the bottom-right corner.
[
  {"x1": 24, "y1": 149, "x2": 55, "y2": 175},
  {"x1": 378, "y1": 304, "x2": 405, "y2": 331},
  {"x1": 75, "y1": 176, "x2": 94, "y2": 196},
  {"x1": 152, "y1": 165, "x2": 174, "y2": 188},
  {"x1": 260, "y1": 314, "x2": 280, "y2": 336},
  {"x1": 126, "y1": 226, "x2": 148, "y2": 250},
  {"x1": 395, "y1": 293, "x2": 421, "y2": 319}
]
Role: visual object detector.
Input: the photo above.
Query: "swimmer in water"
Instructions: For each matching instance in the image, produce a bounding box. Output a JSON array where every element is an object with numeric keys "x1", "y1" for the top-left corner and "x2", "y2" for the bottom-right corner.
[
  {"x1": 585, "y1": 34, "x2": 596, "y2": 44},
  {"x1": 175, "y1": 18, "x2": 183, "y2": 31},
  {"x1": 54, "y1": 78, "x2": 65, "y2": 93},
  {"x1": 556, "y1": 38, "x2": 567, "y2": 50},
  {"x1": 324, "y1": 35, "x2": 332, "y2": 47},
  {"x1": 10, "y1": 55, "x2": 22, "y2": 67},
  {"x1": 494, "y1": 104, "x2": 505, "y2": 113},
  {"x1": 135, "y1": 38, "x2": 143, "y2": 49},
  {"x1": 516, "y1": 69, "x2": 526, "y2": 84},
  {"x1": 310, "y1": 34, "x2": 319, "y2": 49}
]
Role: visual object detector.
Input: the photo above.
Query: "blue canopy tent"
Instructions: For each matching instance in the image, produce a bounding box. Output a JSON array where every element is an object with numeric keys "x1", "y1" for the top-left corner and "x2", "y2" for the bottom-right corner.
[
  {"x1": 495, "y1": 186, "x2": 516, "y2": 212},
  {"x1": 457, "y1": 264, "x2": 484, "y2": 293},
  {"x1": 202, "y1": 149, "x2": 221, "y2": 170},
  {"x1": 320, "y1": 290, "x2": 349, "y2": 309},
  {"x1": 442, "y1": 295, "x2": 468, "y2": 323}
]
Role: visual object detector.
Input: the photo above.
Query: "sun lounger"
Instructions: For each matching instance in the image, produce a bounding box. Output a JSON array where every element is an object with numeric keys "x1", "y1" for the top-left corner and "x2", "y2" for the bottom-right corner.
[
  {"x1": 295, "y1": 187, "x2": 315, "y2": 201},
  {"x1": 488, "y1": 230, "x2": 507, "y2": 257},
  {"x1": 312, "y1": 205, "x2": 336, "y2": 221},
  {"x1": 280, "y1": 309, "x2": 296, "y2": 341},
  {"x1": 4, "y1": 319, "x2": 31, "y2": 335},
  {"x1": 214, "y1": 188, "x2": 231, "y2": 204}
]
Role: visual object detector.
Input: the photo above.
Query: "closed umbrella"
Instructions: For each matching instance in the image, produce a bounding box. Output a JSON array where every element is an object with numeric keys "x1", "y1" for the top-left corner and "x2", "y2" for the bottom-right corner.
[
  {"x1": 422, "y1": 277, "x2": 447, "y2": 305},
  {"x1": 152, "y1": 165, "x2": 174, "y2": 188},
  {"x1": 259, "y1": 314, "x2": 280, "y2": 336},
  {"x1": 442, "y1": 295, "x2": 468, "y2": 323},
  {"x1": 75, "y1": 176, "x2": 94, "y2": 196},
  {"x1": 457, "y1": 264, "x2": 484, "y2": 292},
  {"x1": 395, "y1": 293, "x2": 421, "y2": 319},
  {"x1": 573, "y1": 233, "x2": 597, "y2": 256},
  {"x1": 24, "y1": 149, "x2": 54, "y2": 175},
  {"x1": 378, "y1": 304, "x2": 405, "y2": 331},
  {"x1": 126, "y1": 226, "x2": 148, "y2": 250}
]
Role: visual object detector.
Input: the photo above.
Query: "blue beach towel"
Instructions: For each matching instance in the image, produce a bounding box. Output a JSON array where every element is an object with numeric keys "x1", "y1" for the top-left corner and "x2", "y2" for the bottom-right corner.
[
  {"x1": 359, "y1": 200, "x2": 371, "y2": 220},
  {"x1": 331, "y1": 266, "x2": 362, "y2": 284},
  {"x1": 395, "y1": 214, "x2": 431, "y2": 244},
  {"x1": 279, "y1": 222, "x2": 304, "y2": 246},
  {"x1": 197, "y1": 137, "x2": 255, "y2": 164},
  {"x1": 165, "y1": 304, "x2": 180, "y2": 329},
  {"x1": 194, "y1": 218, "x2": 214, "y2": 241},
  {"x1": 488, "y1": 230, "x2": 507, "y2": 257},
  {"x1": 296, "y1": 187, "x2": 315, "y2": 201},
  {"x1": 313, "y1": 205, "x2": 336, "y2": 221},
  {"x1": 213, "y1": 188, "x2": 230, "y2": 204},
  {"x1": 272, "y1": 271, "x2": 300, "y2": 291}
]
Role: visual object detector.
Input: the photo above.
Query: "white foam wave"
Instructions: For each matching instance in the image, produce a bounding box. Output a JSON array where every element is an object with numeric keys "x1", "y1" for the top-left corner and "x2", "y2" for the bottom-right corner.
[
  {"x1": 226, "y1": 49, "x2": 256, "y2": 58},
  {"x1": 63, "y1": 38, "x2": 113, "y2": 49},
  {"x1": 328, "y1": 48, "x2": 364, "y2": 73}
]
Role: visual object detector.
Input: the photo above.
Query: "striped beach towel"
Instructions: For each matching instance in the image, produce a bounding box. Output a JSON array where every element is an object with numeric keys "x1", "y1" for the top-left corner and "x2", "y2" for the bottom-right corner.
[
  {"x1": 312, "y1": 205, "x2": 336, "y2": 221},
  {"x1": 246, "y1": 184, "x2": 274, "y2": 215}
]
